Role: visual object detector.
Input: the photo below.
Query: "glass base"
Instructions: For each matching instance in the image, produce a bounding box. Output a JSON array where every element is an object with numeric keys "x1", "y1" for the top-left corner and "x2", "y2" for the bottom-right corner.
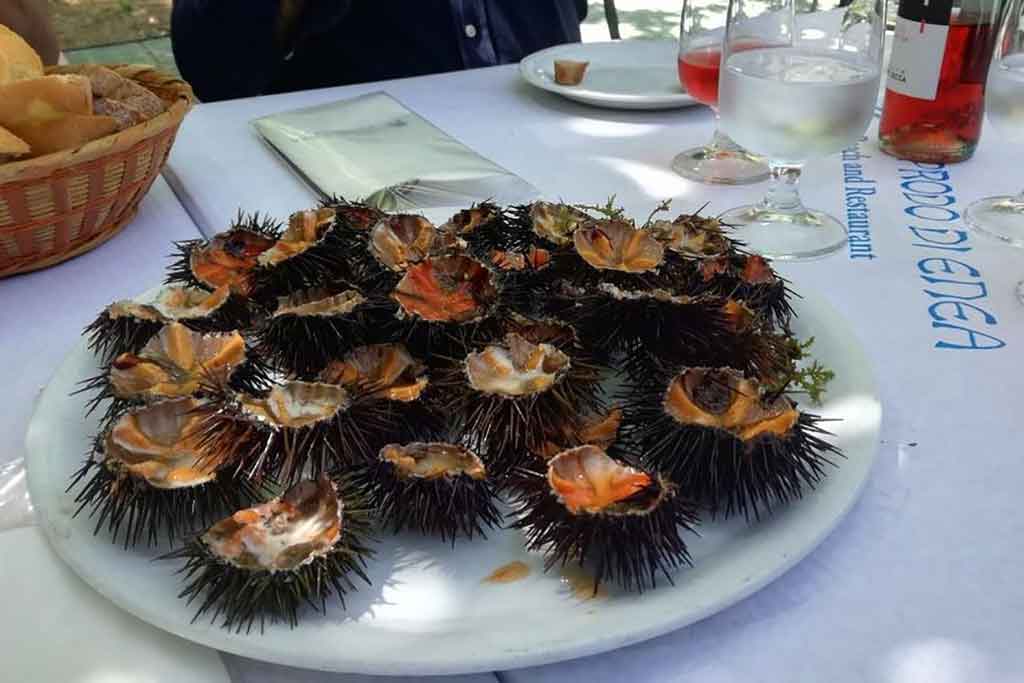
[
  {"x1": 964, "y1": 195, "x2": 1024, "y2": 247},
  {"x1": 720, "y1": 204, "x2": 848, "y2": 261},
  {"x1": 671, "y1": 146, "x2": 770, "y2": 185}
]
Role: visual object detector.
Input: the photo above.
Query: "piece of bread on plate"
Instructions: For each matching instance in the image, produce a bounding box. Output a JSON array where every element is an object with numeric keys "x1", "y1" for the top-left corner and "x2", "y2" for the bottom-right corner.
[
  {"x1": 9, "y1": 114, "x2": 118, "y2": 157},
  {"x1": 0, "y1": 124, "x2": 30, "y2": 162},
  {"x1": 0, "y1": 25, "x2": 44, "y2": 85},
  {"x1": 0, "y1": 74, "x2": 93, "y2": 128}
]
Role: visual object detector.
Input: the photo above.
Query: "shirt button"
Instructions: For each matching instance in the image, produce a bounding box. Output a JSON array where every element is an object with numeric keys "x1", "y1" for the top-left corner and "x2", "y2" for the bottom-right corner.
[{"x1": 464, "y1": 24, "x2": 477, "y2": 38}]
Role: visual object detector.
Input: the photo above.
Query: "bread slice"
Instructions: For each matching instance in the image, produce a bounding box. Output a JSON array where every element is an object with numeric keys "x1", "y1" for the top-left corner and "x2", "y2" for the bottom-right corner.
[
  {"x1": 9, "y1": 114, "x2": 118, "y2": 157},
  {"x1": 94, "y1": 97, "x2": 147, "y2": 131},
  {"x1": 49, "y1": 64, "x2": 166, "y2": 120},
  {"x1": 0, "y1": 25, "x2": 44, "y2": 85},
  {"x1": 0, "y1": 124, "x2": 30, "y2": 162},
  {"x1": 0, "y1": 74, "x2": 93, "y2": 128}
]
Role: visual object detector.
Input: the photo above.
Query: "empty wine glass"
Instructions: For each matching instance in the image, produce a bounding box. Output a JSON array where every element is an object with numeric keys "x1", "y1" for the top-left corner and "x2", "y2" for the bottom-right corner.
[
  {"x1": 673, "y1": 0, "x2": 770, "y2": 184},
  {"x1": 717, "y1": 0, "x2": 886, "y2": 260},
  {"x1": 965, "y1": 0, "x2": 1024, "y2": 246}
]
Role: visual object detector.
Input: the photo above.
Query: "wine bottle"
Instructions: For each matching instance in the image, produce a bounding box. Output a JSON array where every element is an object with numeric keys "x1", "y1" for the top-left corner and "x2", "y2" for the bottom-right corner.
[{"x1": 878, "y1": 0, "x2": 1002, "y2": 163}]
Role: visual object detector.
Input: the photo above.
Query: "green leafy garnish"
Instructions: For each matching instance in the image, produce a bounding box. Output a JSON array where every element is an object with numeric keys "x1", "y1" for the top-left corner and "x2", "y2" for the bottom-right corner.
[
  {"x1": 771, "y1": 336, "x2": 835, "y2": 405},
  {"x1": 574, "y1": 195, "x2": 627, "y2": 221}
]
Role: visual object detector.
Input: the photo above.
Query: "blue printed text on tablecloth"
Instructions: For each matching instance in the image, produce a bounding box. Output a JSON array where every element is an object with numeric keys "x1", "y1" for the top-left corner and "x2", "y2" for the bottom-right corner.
[
  {"x1": 842, "y1": 138, "x2": 877, "y2": 261},
  {"x1": 898, "y1": 161, "x2": 1005, "y2": 350}
]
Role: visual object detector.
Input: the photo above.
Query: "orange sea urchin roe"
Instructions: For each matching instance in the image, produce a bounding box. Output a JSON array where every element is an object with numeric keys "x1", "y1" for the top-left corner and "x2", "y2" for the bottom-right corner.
[
  {"x1": 202, "y1": 477, "x2": 342, "y2": 571},
  {"x1": 548, "y1": 445, "x2": 652, "y2": 514},
  {"x1": 442, "y1": 205, "x2": 496, "y2": 234},
  {"x1": 573, "y1": 220, "x2": 665, "y2": 273},
  {"x1": 257, "y1": 208, "x2": 336, "y2": 267},
  {"x1": 380, "y1": 442, "x2": 486, "y2": 480},
  {"x1": 740, "y1": 255, "x2": 775, "y2": 285},
  {"x1": 105, "y1": 398, "x2": 217, "y2": 489},
  {"x1": 663, "y1": 369, "x2": 799, "y2": 441},
  {"x1": 721, "y1": 299, "x2": 755, "y2": 333},
  {"x1": 109, "y1": 324, "x2": 246, "y2": 400},
  {"x1": 370, "y1": 214, "x2": 437, "y2": 271},
  {"x1": 191, "y1": 230, "x2": 277, "y2": 292},
  {"x1": 392, "y1": 255, "x2": 496, "y2": 323},
  {"x1": 320, "y1": 343, "x2": 427, "y2": 402}
]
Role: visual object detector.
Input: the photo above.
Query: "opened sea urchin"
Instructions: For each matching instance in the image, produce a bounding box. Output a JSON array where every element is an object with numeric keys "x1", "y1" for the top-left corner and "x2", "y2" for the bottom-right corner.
[
  {"x1": 353, "y1": 442, "x2": 502, "y2": 542},
  {"x1": 627, "y1": 367, "x2": 840, "y2": 519},
  {"x1": 164, "y1": 476, "x2": 373, "y2": 632},
  {"x1": 511, "y1": 445, "x2": 698, "y2": 593},
  {"x1": 69, "y1": 397, "x2": 258, "y2": 547}
]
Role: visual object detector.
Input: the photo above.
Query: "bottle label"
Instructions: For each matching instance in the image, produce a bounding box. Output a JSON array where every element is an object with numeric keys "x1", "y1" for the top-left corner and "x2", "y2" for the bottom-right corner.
[{"x1": 886, "y1": 0, "x2": 955, "y2": 100}]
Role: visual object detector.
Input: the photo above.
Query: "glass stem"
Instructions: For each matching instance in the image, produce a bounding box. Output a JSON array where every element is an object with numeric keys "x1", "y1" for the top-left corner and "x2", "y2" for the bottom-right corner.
[
  {"x1": 761, "y1": 163, "x2": 807, "y2": 214},
  {"x1": 707, "y1": 108, "x2": 724, "y2": 153}
]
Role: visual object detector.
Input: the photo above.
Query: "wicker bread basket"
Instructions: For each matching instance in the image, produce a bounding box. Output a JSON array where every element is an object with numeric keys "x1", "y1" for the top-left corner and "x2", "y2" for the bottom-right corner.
[{"x1": 0, "y1": 64, "x2": 194, "y2": 278}]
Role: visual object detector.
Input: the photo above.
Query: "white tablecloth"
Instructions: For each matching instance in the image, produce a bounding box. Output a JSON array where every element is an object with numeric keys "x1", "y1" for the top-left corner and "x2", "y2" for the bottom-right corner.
[
  {"x1": 0, "y1": 179, "x2": 199, "y2": 470},
  {"x1": 4, "y1": 62, "x2": 1023, "y2": 683},
  {"x1": 165, "y1": 63, "x2": 1024, "y2": 682}
]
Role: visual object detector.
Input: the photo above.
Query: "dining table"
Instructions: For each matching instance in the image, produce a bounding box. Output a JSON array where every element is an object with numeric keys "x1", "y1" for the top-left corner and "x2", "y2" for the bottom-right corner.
[{"x1": 3, "y1": 59, "x2": 1024, "y2": 683}]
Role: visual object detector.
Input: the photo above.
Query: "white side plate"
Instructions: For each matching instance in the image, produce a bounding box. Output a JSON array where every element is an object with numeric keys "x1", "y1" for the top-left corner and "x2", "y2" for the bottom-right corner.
[
  {"x1": 520, "y1": 40, "x2": 698, "y2": 110},
  {"x1": 25, "y1": 289, "x2": 881, "y2": 676}
]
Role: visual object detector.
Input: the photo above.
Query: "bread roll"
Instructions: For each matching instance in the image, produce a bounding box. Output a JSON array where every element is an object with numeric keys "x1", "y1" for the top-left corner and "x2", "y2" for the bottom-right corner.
[
  {"x1": 49, "y1": 64, "x2": 166, "y2": 120},
  {"x1": 0, "y1": 75, "x2": 93, "y2": 128},
  {"x1": 10, "y1": 114, "x2": 118, "y2": 157},
  {"x1": 0, "y1": 25, "x2": 44, "y2": 85},
  {"x1": 0, "y1": 124, "x2": 30, "y2": 162}
]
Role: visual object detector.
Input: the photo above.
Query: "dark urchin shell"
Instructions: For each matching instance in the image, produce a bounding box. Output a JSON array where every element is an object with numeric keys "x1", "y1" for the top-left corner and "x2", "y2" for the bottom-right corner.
[
  {"x1": 164, "y1": 212, "x2": 282, "y2": 292},
  {"x1": 681, "y1": 253, "x2": 796, "y2": 330},
  {"x1": 320, "y1": 196, "x2": 386, "y2": 232},
  {"x1": 619, "y1": 299, "x2": 792, "y2": 383},
  {"x1": 625, "y1": 367, "x2": 841, "y2": 520},
  {"x1": 564, "y1": 283, "x2": 730, "y2": 373},
  {"x1": 316, "y1": 344, "x2": 444, "y2": 444},
  {"x1": 83, "y1": 305, "x2": 164, "y2": 364},
  {"x1": 436, "y1": 331, "x2": 606, "y2": 479},
  {"x1": 191, "y1": 381, "x2": 414, "y2": 483},
  {"x1": 352, "y1": 442, "x2": 502, "y2": 543},
  {"x1": 84, "y1": 288, "x2": 255, "y2": 364},
  {"x1": 68, "y1": 456, "x2": 261, "y2": 548},
  {"x1": 68, "y1": 398, "x2": 263, "y2": 548},
  {"x1": 509, "y1": 446, "x2": 698, "y2": 593},
  {"x1": 77, "y1": 325, "x2": 271, "y2": 430},
  {"x1": 162, "y1": 476, "x2": 374, "y2": 633},
  {"x1": 252, "y1": 288, "x2": 378, "y2": 378},
  {"x1": 247, "y1": 208, "x2": 355, "y2": 301}
]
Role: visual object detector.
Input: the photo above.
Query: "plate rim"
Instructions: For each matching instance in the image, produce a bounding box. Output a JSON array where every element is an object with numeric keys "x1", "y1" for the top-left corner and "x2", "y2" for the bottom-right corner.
[
  {"x1": 519, "y1": 39, "x2": 698, "y2": 110},
  {"x1": 25, "y1": 287, "x2": 881, "y2": 675}
]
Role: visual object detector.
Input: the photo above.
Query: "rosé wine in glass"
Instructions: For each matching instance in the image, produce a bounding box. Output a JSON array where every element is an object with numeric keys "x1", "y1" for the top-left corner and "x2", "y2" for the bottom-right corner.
[{"x1": 671, "y1": 0, "x2": 769, "y2": 185}]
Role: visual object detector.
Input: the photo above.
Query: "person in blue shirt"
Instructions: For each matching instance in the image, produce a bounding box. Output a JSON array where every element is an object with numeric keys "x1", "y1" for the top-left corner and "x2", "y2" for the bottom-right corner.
[{"x1": 171, "y1": 1, "x2": 588, "y2": 102}]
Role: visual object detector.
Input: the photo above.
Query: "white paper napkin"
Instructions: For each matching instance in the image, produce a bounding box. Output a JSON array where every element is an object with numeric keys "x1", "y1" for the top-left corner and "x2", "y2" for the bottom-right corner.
[{"x1": 251, "y1": 92, "x2": 539, "y2": 213}]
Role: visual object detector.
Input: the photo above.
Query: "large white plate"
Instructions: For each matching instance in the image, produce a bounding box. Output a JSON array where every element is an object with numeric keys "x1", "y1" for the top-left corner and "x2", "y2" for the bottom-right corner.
[
  {"x1": 520, "y1": 40, "x2": 698, "y2": 110},
  {"x1": 25, "y1": 289, "x2": 881, "y2": 676}
]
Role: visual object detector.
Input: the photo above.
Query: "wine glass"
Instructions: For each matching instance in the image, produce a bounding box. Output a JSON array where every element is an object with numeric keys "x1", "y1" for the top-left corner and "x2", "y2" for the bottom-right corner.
[
  {"x1": 717, "y1": 0, "x2": 886, "y2": 260},
  {"x1": 673, "y1": 0, "x2": 770, "y2": 184},
  {"x1": 965, "y1": 0, "x2": 1024, "y2": 247}
]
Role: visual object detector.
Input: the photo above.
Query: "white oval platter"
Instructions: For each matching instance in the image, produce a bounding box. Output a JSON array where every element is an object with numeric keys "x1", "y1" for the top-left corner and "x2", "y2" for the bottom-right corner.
[{"x1": 25, "y1": 288, "x2": 881, "y2": 675}]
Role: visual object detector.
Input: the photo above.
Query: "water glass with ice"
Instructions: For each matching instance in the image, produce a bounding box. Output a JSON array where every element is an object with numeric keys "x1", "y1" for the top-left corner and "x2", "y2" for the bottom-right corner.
[{"x1": 717, "y1": 0, "x2": 886, "y2": 260}]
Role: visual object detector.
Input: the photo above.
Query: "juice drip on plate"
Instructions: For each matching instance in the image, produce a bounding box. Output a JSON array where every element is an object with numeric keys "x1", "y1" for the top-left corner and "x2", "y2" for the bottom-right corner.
[
  {"x1": 560, "y1": 565, "x2": 609, "y2": 601},
  {"x1": 483, "y1": 561, "x2": 531, "y2": 584}
]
